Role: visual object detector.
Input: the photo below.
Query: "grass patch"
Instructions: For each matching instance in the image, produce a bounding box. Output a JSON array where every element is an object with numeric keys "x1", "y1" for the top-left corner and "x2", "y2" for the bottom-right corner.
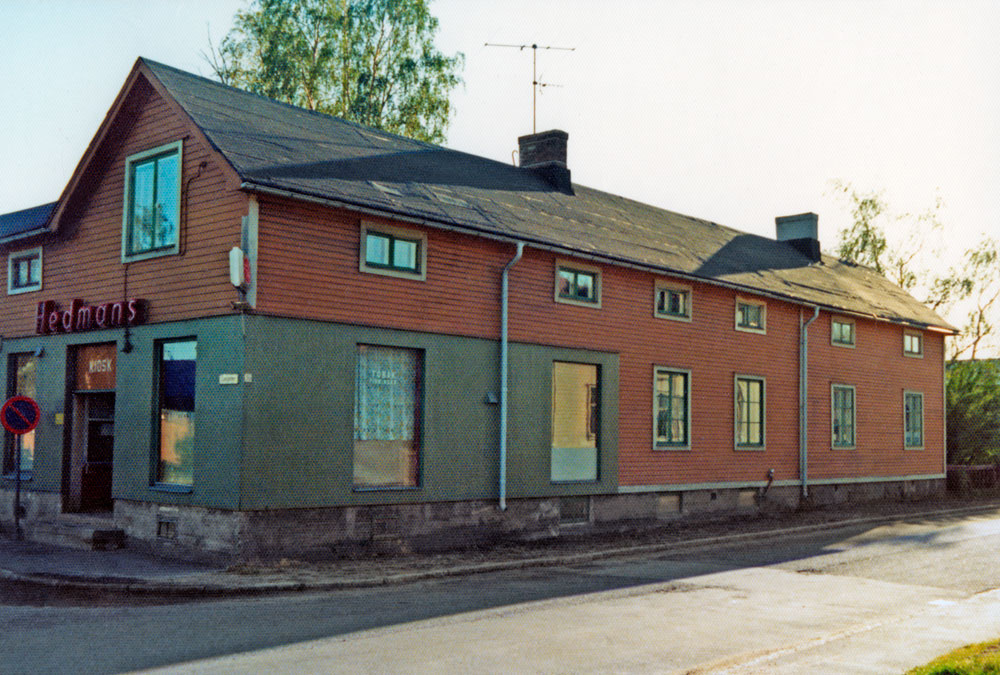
[{"x1": 906, "y1": 639, "x2": 1000, "y2": 674}]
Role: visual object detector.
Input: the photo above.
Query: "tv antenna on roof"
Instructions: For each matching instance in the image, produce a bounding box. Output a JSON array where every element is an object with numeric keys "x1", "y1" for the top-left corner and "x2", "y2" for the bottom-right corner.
[{"x1": 485, "y1": 43, "x2": 575, "y2": 133}]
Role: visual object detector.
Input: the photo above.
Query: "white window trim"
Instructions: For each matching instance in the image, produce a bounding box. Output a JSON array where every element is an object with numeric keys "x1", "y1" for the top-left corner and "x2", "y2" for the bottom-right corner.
[
  {"x1": 903, "y1": 390, "x2": 925, "y2": 450},
  {"x1": 903, "y1": 330, "x2": 924, "y2": 358},
  {"x1": 734, "y1": 374, "x2": 766, "y2": 450},
  {"x1": 554, "y1": 259, "x2": 602, "y2": 309},
  {"x1": 652, "y1": 366, "x2": 692, "y2": 451},
  {"x1": 831, "y1": 317, "x2": 856, "y2": 348},
  {"x1": 831, "y1": 383, "x2": 857, "y2": 450},
  {"x1": 735, "y1": 297, "x2": 767, "y2": 334},
  {"x1": 121, "y1": 140, "x2": 183, "y2": 263},
  {"x1": 654, "y1": 281, "x2": 692, "y2": 322},
  {"x1": 359, "y1": 221, "x2": 428, "y2": 281},
  {"x1": 7, "y1": 246, "x2": 42, "y2": 295}
]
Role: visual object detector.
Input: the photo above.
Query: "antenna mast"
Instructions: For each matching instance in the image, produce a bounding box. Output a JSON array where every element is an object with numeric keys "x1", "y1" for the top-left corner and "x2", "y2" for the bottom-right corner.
[{"x1": 485, "y1": 43, "x2": 575, "y2": 133}]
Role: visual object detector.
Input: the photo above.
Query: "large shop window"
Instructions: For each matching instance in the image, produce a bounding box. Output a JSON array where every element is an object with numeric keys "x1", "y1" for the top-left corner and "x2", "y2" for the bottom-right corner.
[
  {"x1": 354, "y1": 345, "x2": 422, "y2": 488},
  {"x1": 123, "y1": 141, "x2": 181, "y2": 262},
  {"x1": 4, "y1": 354, "x2": 37, "y2": 475},
  {"x1": 157, "y1": 340, "x2": 196, "y2": 487},
  {"x1": 551, "y1": 362, "x2": 599, "y2": 482},
  {"x1": 654, "y1": 367, "x2": 690, "y2": 449},
  {"x1": 735, "y1": 376, "x2": 765, "y2": 449}
]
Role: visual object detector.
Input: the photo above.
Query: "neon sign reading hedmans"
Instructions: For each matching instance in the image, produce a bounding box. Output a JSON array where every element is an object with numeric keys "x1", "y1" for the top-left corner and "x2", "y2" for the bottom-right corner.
[{"x1": 35, "y1": 299, "x2": 148, "y2": 335}]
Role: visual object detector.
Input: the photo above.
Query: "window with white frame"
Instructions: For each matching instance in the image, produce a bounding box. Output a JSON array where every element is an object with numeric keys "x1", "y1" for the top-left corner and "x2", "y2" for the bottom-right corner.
[
  {"x1": 360, "y1": 222, "x2": 427, "y2": 280},
  {"x1": 831, "y1": 318, "x2": 855, "y2": 347},
  {"x1": 735, "y1": 375, "x2": 765, "y2": 448},
  {"x1": 655, "y1": 283, "x2": 691, "y2": 321},
  {"x1": 654, "y1": 367, "x2": 690, "y2": 449},
  {"x1": 555, "y1": 261, "x2": 601, "y2": 307},
  {"x1": 735, "y1": 298, "x2": 766, "y2": 333},
  {"x1": 904, "y1": 391, "x2": 924, "y2": 448},
  {"x1": 903, "y1": 331, "x2": 923, "y2": 357},
  {"x1": 122, "y1": 141, "x2": 182, "y2": 262},
  {"x1": 831, "y1": 384, "x2": 856, "y2": 448},
  {"x1": 7, "y1": 247, "x2": 42, "y2": 294}
]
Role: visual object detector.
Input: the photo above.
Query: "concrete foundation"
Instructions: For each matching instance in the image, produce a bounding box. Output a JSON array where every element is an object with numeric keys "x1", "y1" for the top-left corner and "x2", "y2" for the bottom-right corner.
[{"x1": 1, "y1": 478, "x2": 946, "y2": 561}]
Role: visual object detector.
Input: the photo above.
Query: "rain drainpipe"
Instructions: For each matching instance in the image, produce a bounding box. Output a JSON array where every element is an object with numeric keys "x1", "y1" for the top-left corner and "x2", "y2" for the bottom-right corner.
[
  {"x1": 800, "y1": 306, "x2": 820, "y2": 498},
  {"x1": 500, "y1": 242, "x2": 525, "y2": 511}
]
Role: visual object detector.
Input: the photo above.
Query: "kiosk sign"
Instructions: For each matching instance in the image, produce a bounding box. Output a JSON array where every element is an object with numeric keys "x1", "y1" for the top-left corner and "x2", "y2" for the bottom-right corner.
[{"x1": 2, "y1": 396, "x2": 40, "y2": 435}]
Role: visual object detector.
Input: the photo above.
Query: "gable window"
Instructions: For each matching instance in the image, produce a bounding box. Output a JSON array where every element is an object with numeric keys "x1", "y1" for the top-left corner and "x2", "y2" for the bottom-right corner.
[
  {"x1": 4, "y1": 353, "x2": 37, "y2": 476},
  {"x1": 655, "y1": 283, "x2": 691, "y2": 321},
  {"x1": 7, "y1": 247, "x2": 42, "y2": 294},
  {"x1": 359, "y1": 222, "x2": 427, "y2": 280},
  {"x1": 122, "y1": 141, "x2": 182, "y2": 262},
  {"x1": 555, "y1": 262, "x2": 601, "y2": 307},
  {"x1": 903, "y1": 331, "x2": 923, "y2": 357},
  {"x1": 904, "y1": 391, "x2": 924, "y2": 448},
  {"x1": 831, "y1": 384, "x2": 856, "y2": 448},
  {"x1": 735, "y1": 298, "x2": 766, "y2": 333},
  {"x1": 735, "y1": 375, "x2": 765, "y2": 449},
  {"x1": 354, "y1": 345, "x2": 422, "y2": 488},
  {"x1": 654, "y1": 367, "x2": 690, "y2": 449},
  {"x1": 551, "y1": 362, "x2": 599, "y2": 481},
  {"x1": 157, "y1": 339, "x2": 196, "y2": 487},
  {"x1": 832, "y1": 318, "x2": 855, "y2": 347}
]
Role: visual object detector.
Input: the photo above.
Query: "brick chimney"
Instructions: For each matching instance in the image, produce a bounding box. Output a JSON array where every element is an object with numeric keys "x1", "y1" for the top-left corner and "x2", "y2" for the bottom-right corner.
[
  {"x1": 776, "y1": 212, "x2": 821, "y2": 262},
  {"x1": 518, "y1": 129, "x2": 572, "y2": 193}
]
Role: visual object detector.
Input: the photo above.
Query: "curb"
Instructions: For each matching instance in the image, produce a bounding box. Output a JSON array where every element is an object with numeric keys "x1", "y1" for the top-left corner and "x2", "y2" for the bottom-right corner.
[{"x1": 3, "y1": 503, "x2": 997, "y2": 598}]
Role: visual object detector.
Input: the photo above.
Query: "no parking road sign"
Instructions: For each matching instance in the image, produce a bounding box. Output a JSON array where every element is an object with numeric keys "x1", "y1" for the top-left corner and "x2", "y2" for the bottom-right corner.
[{"x1": 2, "y1": 396, "x2": 40, "y2": 435}]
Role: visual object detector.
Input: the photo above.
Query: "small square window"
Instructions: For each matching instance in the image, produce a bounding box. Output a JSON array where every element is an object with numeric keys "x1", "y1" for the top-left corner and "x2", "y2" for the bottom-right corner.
[
  {"x1": 903, "y1": 331, "x2": 923, "y2": 357},
  {"x1": 554, "y1": 261, "x2": 601, "y2": 308},
  {"x1": 832, "y1": 318, "x2": 855, "y2": 347},
  {"x1": 359, "y1": 223, "x2": 427, "y2": 281},
  {"x1": 735, "y1": 299, "x2": 766, "y2": 333},
  {"x1": 122, "y1": 141, "x2": 182, "y2": 262},
  {"x1": 656, "y1": 284, "x2": 691, "y2": 321},
  {"x1": 7, "y1": 247, "x2": 42, "y2": 294}
]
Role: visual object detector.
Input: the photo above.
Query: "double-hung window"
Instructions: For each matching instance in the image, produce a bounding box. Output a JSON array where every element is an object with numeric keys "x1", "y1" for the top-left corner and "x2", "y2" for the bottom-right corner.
[
  {"x1": 904, "y1": 391, "x2": 924, "y2": 448},
  {"x1": 157, "y1": 339, "x2": 196, "y2": 487},
  {"x1": 7, "y1": 247, "x2": 42, "y2": 294},
  {"x1": 654, "y1": 368, "x2": 690, "y2": 449},
  {"x1": 831, "y1": 384, "x2": 856, "y2": 448},
  {"x1": 832, "y1": 318, "x2": 855, "y2": 347},
  {"x1": 735, "y1": 299, "x2": 766, "y2": 333},
  {"x1": 123, "y1": 141, "x2": 182, "y2": 262},
  {"x1": 359, "y1": 223, "x2": 427, "y2": 280},
  {"x1": 655, "y1": 284, "x2": 691, "y2": 321},
  {"x1": 555, "y1": 261, "x2": 601, "y2": 307},
  {"x1": 735, "y1": 375, "x2": 765, "y2": 448}
]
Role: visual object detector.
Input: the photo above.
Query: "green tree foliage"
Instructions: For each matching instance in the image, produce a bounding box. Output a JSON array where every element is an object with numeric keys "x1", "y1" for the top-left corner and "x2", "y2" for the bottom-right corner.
[
  {"x1": 930, "y1": 239, "x2": 1000, "y2": 360},
  {"x1": 206, "y1": 0, "x2": 464, "y2": 144},
  {"x1": 946, "y1": 360, "x2": 1000, "y2": 465}
]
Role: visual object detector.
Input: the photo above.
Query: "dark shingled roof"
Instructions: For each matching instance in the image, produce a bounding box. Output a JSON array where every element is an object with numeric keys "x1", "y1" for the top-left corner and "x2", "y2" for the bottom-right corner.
[
  {"x1": 10, "y1": 58, "x2": 956, "y2": 332},
  {"x1": 0, "y1": 202, "x2": 56, "y2": 242}
]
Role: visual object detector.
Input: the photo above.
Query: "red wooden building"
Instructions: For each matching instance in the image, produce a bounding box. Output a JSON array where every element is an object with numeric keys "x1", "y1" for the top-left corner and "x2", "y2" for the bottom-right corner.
[{"x1": 0, "y1": 58, "x2": 954, "y2": 558}]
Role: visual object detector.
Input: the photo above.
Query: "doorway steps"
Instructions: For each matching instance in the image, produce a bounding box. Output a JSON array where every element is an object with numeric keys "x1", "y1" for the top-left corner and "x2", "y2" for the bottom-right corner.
[{"x1": 30, "y1": 513, "x2": 126, "y2": 551}]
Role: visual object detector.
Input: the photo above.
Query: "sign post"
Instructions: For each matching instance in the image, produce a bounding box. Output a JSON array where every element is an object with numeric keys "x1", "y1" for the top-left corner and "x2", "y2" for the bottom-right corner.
[{"x1": 2, "y1": 396, "x2": 41, "y2": 541}]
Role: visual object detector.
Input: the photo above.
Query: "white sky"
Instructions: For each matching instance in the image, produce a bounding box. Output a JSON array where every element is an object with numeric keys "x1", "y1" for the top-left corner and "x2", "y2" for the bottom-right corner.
[{"x1": 1, "y1": 1, "x2": 997, "y2": 302}]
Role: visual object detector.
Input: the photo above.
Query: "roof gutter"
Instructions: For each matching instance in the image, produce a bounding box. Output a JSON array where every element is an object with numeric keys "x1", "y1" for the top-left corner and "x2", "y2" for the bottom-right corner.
[
  {"x1": 0, "y1": 228, "x2": 49, "y2": 247},
  {"x1": 239, "y1": 181, "x2": 956, "y2": 334},
  {"x1": 499, "y1": 242, "x2": 524, "y2": 511},
  {"x1": 800, "y1": 305, "x2": 820, "y2": 499}
]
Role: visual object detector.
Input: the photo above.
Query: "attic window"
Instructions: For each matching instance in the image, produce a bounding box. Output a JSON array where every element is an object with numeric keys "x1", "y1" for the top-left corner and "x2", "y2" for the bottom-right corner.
[
  {"x1": 555, "y1": 261, "x2": 601, "y2": 308},
  {"x1": 359, "y1": 222, "x2": 427, "y2": 281},
  {"x1": 122, "y1": 140, "x2": 182, "y2": 262},
  {"x1": 7, "y1": 247, "x2": 42, "y2": 295},
  {"x1": 735, "y1": 298, "x2": 766, "y2": 333},
  {"x1": 371, "y1": 181, "x2": 403, "y2": 197}
]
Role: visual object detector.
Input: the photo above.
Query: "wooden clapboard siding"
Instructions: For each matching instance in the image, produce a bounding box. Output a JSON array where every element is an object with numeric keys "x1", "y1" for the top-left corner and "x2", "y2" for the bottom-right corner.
[{"x1": 0, "y1": 75, "x2": 245, "y2": 336}]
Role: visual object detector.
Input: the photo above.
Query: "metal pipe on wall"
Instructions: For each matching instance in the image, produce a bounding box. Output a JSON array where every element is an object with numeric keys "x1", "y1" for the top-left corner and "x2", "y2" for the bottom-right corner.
[
  {"x1": 500, "y1": 242, "x2": 524, "y2": 511},
  {"x1": 800, "y1": 305, "x2": 820, "y2": 498}
]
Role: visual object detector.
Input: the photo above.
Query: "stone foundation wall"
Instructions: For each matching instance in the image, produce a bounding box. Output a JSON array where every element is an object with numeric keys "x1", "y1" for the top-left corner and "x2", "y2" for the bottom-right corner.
[
  {"x1": 5, "y1": 478, "x2": 946, "y2": 560},
  {"x1": 0, "y1": 489, "x2": 61, "y2": 537}
]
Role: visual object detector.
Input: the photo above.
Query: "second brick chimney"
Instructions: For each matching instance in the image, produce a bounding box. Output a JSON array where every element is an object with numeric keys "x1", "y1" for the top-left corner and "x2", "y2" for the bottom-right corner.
[{"x1": 518, "y1": 129, "x2": 572, "y2": 193}]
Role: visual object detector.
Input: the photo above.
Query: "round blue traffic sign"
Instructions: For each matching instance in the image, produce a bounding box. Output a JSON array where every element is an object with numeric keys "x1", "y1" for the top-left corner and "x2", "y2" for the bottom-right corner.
[{"x1": 1, "y1": 396, "x2": 41, "y2": 435}]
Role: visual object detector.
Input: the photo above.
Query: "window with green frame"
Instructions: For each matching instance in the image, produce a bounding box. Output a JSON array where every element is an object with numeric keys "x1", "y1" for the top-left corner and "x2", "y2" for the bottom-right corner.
[
  {"x1": 832, "y1": 319, "x2": 855, "y2": 346},
  {"x1": 4, "y1": 353, "x2": 37, "y2": 475},
  {"x1": 557, "y1": 267, "x2": 598, "y2": 303},
  {"x1": 735, "y1": 376, "x2": 765, "y2": 448},
  {"x1": 364, "y1": 230, "x2": 421, "y2": 273},
  {"x1": 736, "y1": 300, "x2": 765, "y2": 332},
  {"x1": 654, "y1": 368, "x2": 689, "y2": 448},
  {"x1": 157, "y1": 339, "x2": 196, "y2": 487},
  {"x1": 123, "y1": 141, "x2": 181, "y2": 261},
  {"x1": 904, "y1": 391, "x2": 924, "y2": 448},
  {"x1": 656, "y1": 286, "x2": 691, "y2": 320},
  {"x1": 832, "y1": 384, "x2": 856, "y2": 448}
]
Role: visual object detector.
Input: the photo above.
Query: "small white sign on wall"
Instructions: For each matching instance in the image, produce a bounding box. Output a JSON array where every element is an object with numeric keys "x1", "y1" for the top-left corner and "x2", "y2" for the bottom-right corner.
[{"x1": 219, "y1": 373, "x2": 239, "y2": 385}]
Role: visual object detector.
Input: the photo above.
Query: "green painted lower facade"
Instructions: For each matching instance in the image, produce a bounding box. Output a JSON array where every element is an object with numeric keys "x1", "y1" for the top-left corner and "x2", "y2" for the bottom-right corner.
[{"x1": 1, "y1": 314, "x2": 619, "y2": 513}]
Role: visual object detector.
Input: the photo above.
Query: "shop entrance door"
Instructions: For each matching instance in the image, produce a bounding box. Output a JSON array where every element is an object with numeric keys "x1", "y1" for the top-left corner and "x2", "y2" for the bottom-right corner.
[{"x1": 65, "y1": 343, "x2": 117, "y2": 513}]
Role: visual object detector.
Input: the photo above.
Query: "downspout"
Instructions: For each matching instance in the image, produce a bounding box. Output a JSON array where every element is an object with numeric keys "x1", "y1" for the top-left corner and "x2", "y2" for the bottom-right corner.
[
  {"x1": 800, "y1": 306, "x2": 820, "y2": 499},
  {"x1": 500, "y1": 242, "x2": 525, "y2": 511}
]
